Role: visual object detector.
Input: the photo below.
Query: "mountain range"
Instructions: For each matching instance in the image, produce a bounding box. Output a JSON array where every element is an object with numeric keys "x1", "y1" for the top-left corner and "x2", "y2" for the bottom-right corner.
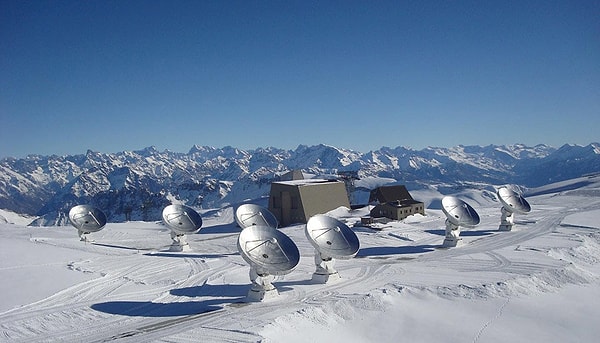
[{"x1": 1, "y1": 143, "x2": 598, "y2": 225}]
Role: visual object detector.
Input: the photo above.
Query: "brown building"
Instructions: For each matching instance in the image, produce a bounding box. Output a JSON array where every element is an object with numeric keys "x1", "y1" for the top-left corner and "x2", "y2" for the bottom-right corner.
[
  {"x1": 369, "y1": 185, "x2": 425, "y2": 220},
  {"x1": 268, "y1": 179, "x2": 350, "y2": 227}
]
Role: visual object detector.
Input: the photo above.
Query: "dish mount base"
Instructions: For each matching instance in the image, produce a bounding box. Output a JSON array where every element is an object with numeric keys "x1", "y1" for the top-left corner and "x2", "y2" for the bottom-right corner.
[
  {"x1": 442, "y1": 236, "x2": 461, "y2": 247},
  {"x1": 312, "y1": 271, "x2": 341, "y2": 283},
  {"x1": 498, "y1": 207, "x2": 514, "y2": 231},
  {"x1": 246, "y1": 268, "x2": 279, "y2": 302},
  {"x1": 78, "y1": 230, "x2": 91, "y2": 242},
  {"x1": 169, "y1": 232, "x2": 191, "y2": 252},
  {"x1": 442, "y1": 219, "x2": 462, "y2": 247},
  {"x1": 311, "y1": 252, "x2": 341, "y2": 283}
]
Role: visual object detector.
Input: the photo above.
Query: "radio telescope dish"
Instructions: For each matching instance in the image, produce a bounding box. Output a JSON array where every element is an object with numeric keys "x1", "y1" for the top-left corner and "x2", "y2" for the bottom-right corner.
[
  {"x1": 305, "y1": 214, "x2": 360, "y2": 283},
  {"x1": 441, "y1": 196, "x2": 480, "y2": 228},
  {"x1": 235, "y1": 204, "x2": 278, "y2": 229},
  {"x1": 440, "y1": 196, "x2": 480, "y2": 247},
  {"x1": 68, "y1": 205, "x2": 107, "y2": 241},
  {"x1": 162, "y1": 204, "x2": 203, "y2": 252},
  {"x1": 496, "y1": 186, "x2": 531, "y2": 231},
  {"x1": 237, "y1": 225, "x2": 300, "y2": 301}
]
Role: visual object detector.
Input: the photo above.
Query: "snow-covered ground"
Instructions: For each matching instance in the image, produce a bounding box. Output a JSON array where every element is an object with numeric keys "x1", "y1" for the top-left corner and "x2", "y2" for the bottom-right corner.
[{"x1": 1, "y1": 176, "x2": 599, "y2": 342}]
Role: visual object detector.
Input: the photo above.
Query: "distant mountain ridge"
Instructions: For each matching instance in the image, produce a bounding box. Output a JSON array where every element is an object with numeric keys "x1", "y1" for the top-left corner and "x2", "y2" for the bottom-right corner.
[{"x1": 0, "y1": 143, "x2": 598, "y2": 225}]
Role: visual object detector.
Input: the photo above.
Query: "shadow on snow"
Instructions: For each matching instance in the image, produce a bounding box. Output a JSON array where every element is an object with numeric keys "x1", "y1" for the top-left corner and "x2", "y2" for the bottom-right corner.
[
  {"x1": 198, "y1": 223, "x2": 240, "y2": 234},
  {"x1": 424, "y1": 229, "x2": 496, "y2": 237},
  {"x1": 91, "y1": 300, "x2": 224, "y2": 317},
  {"x1": 357, "y1": 244, "x2": 437, "y2": 257},
  {"x1": 143, "y1": 252, "x2": 234, "y2": 259},
  {"x1": 170, "y1": 282, "x2": 248, "y2": 298},
  {"x1": 92, "y1": 283, "x2": 247, "y2": 317}
]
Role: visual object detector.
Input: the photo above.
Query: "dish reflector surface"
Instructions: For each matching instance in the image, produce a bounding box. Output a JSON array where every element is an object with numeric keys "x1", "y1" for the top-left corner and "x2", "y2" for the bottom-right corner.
[
  {"x1": 441, "y1": 196, "x2": 480, "y2": 227},
  {"x1": 237, "y1": 225, "x2": 300, "y2": 275},
  {"x1": 235, "y1": 204, "x2": 278, "y2": 229},
  {"x1": 68, "y1": 205, "x2": 107, "y2": 232},
  {"x1": 162, "y1": 204, "x2": 203, "y2": 234},
  {"x1": 305, "y1": 214, "x2": 359, "y2": 259},
  {"x1": 497, "y1": 187, "x2": 531, "y2": 214}
]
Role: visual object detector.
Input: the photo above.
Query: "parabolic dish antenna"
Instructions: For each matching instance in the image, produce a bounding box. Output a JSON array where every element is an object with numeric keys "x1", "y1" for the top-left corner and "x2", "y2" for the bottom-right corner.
[
  {"x1": 497, "y1": 186, "x2": 531, "y2": 214},
  {"x1": 496, "y1": 186, "x2": 531, "y2": 231},
  {"x1": 235, "y1": 203, "x2": 278, "y2": 229},
  {"x1": 237, "y1": 225, "x2": 300, "y2": 301},
  {"x1": 68, "y1": 205, "x2": 107, "y2": 241},
  {"x1": 305, "y1": 214, "x2": 360, "y2": 283},
  {"x1": 441, "y1": 196, "x2": 480, "y2": 228},
  {"x1": 161, "y1": 204, "x2": 203, "y2": 252},
  {"x1": 440, "y1": 196, "x2": 480, "y2": 247}
]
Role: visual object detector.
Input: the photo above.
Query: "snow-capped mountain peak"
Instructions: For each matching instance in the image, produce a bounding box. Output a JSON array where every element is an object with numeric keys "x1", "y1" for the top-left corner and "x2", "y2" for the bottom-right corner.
[{"x1": 1, "y1": 143, "x2": 598, "y2": 225}]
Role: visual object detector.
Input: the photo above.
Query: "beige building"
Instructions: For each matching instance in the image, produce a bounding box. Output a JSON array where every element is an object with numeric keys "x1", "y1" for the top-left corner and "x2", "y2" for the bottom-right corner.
[
  {"x1": 369, "y1": 185, "x2": 425, "y2": 221},
  {"x1": 268, "y1": 179, "x2": 350, "y2": 226}
]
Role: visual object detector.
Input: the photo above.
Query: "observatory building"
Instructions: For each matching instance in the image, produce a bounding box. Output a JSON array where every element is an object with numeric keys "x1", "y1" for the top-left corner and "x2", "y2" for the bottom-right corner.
[
  {"x1": 368, "y1": 185, "x2": 425, "y2": 221},
  {"x1": 268, "y1": 179, "x2": 350, "y2": 227}
]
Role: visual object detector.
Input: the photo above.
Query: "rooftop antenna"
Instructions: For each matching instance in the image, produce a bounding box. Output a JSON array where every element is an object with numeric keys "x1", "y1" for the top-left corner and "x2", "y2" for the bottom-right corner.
[
  {"x1": 235, "y1": 204, "x2": 278, "y2": 229},
  {"x1": 237, "y1": 225, "x2": 300, "y2": 302},
  {"x1": 440, "y1": 196, "x2": 480, "y2": 247},
  {"x1": 305, "y1": 214, "x2": 360, "y2": 283},
  {"x1": 68, "y1": 205, "x2": 107, "y2": 242},
  {"x1": 496, "y1": 186, "x2": 531, "y2": 231},
  {"x1": 161, "y1": 204, "x2": 203, "y2": 252}
]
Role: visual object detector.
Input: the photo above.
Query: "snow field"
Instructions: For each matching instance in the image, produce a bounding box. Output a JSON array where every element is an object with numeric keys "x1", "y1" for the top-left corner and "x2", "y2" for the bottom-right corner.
[{"x1": 0, "y1": 178, "x2": 599, "y2": 342}]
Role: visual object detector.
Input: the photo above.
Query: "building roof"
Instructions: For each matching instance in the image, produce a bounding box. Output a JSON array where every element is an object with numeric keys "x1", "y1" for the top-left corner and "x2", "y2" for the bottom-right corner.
[
  {"x1": 273, "y1": 179, "x2": 340, "y2": 187},
  {"x1": 279, "y1": 170, "x2": 304, "y2": 181},
  {"x1": 368, "y1": 185, "x2": 414, "y2": 204}
]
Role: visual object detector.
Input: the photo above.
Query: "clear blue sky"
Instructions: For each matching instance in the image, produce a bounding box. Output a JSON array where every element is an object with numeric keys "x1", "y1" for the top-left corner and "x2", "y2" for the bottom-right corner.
[{"x1": 1, "y1": 0, "x2": 598, "y2": 158}]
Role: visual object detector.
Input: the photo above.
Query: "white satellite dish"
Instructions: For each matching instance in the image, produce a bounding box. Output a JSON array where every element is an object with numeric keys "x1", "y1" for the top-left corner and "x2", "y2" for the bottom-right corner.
[
  {"x1": 440, "y1": 196, "x2": 480, "y2": 247},
  {"x1": 68, "y1": 205, "x2": 107, "y2": 241},
  {"x1": 235, "y1": 204, "x2": 278, "y2": 229},
  {"x1": 305, "y1": 214, "x2": 360, "y2": 283},
  {"x1": 496, "y1": 186, "x2": 531, "y2": 231},
  {"x1": 237, "y1": 225, "x2": 300, "y2": 302},
  {"x1": 162, "y1": 204, "x2": 203, "y2": 252}
]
